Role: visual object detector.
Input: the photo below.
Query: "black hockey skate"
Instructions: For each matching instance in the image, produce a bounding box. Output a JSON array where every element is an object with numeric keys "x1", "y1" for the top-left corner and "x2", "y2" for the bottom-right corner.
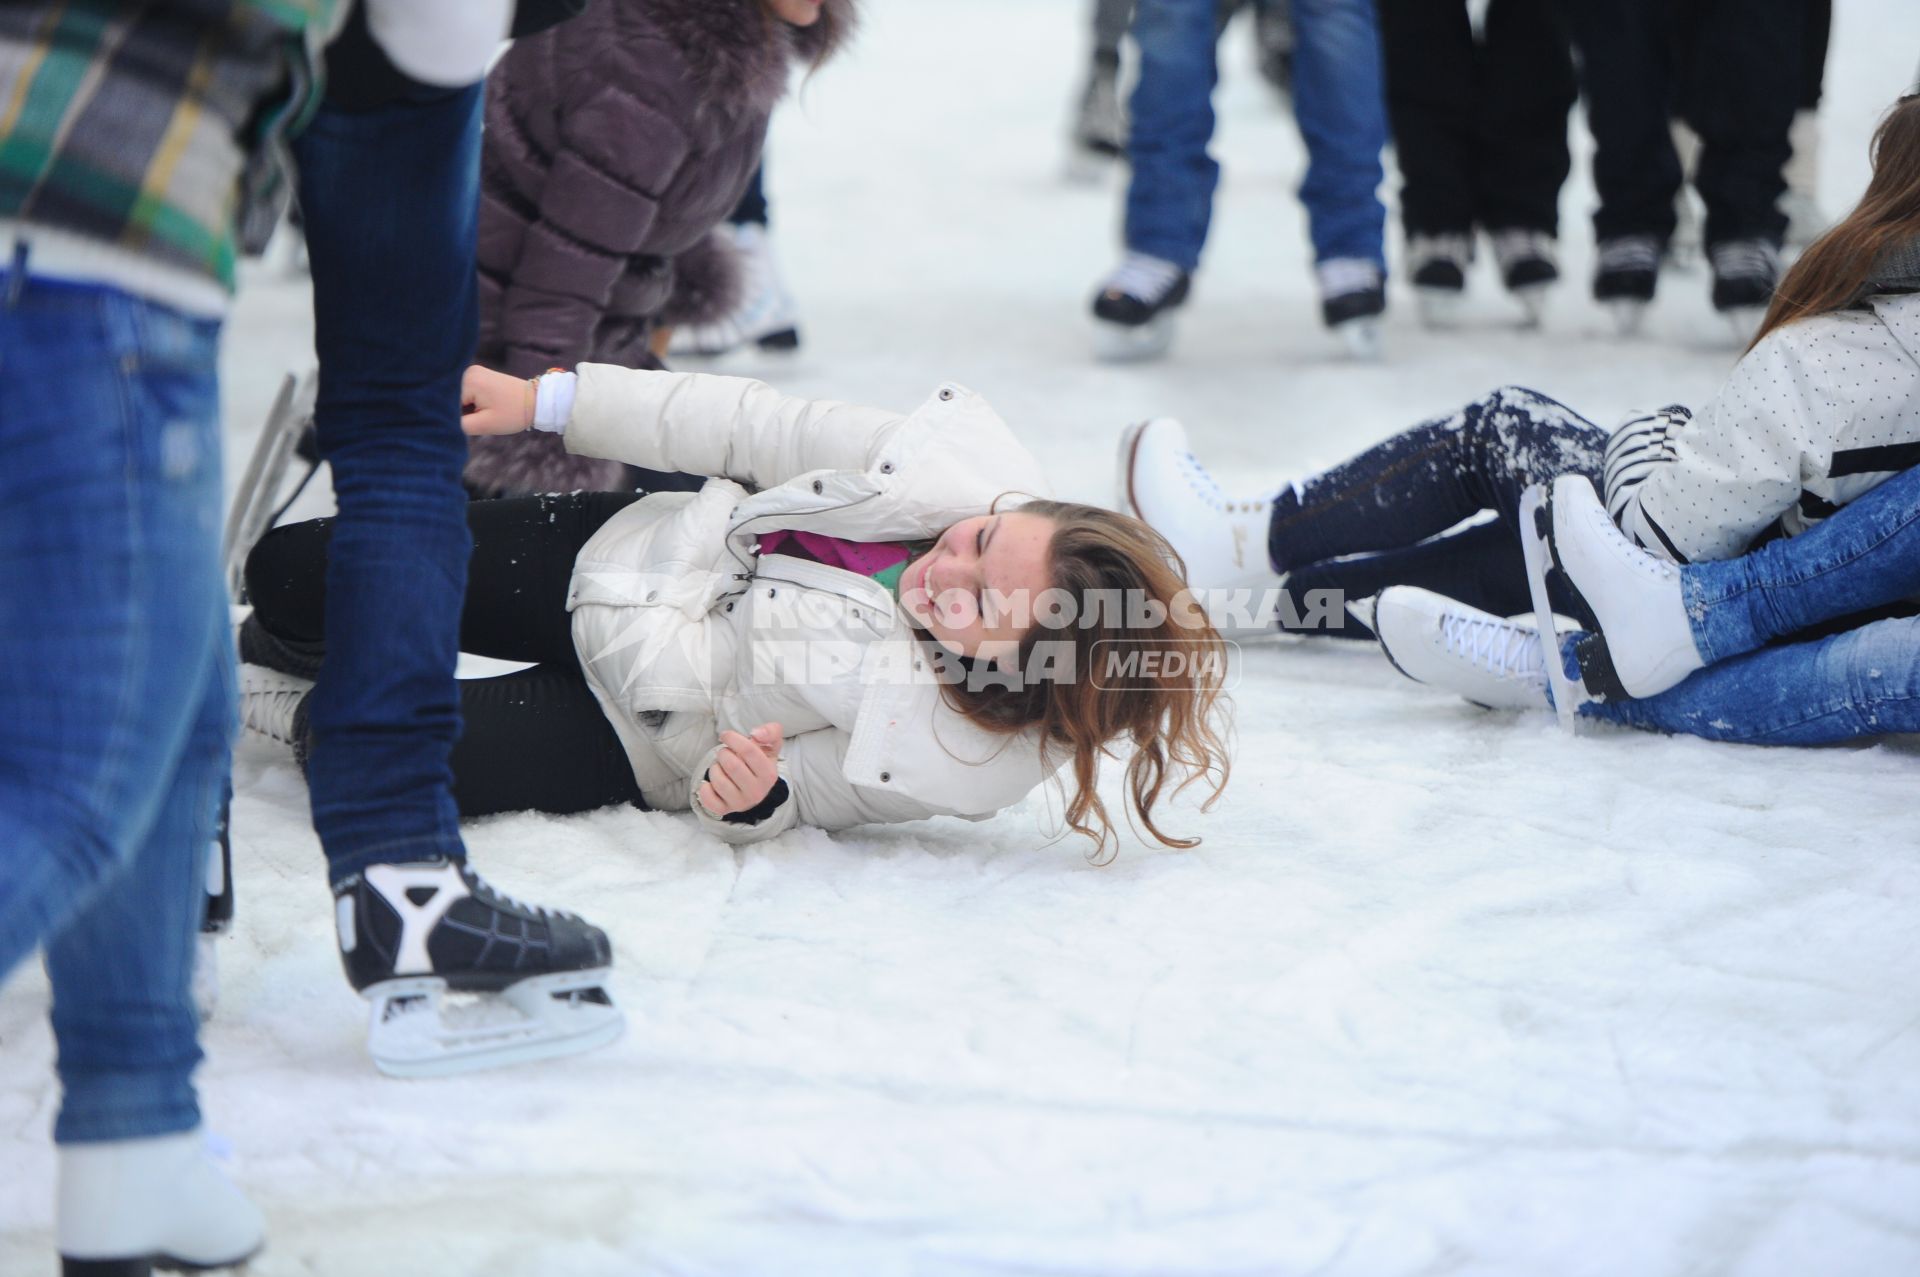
[
  {"x1": 1316, "y1": 258, "x2": 1386, "y2": 359},
  {"x1": 1708, "y1": 238, "x2": 1781, "y2": 341},
  {"x1": 1092, "y1": 253, "x2": 1192, "y2": 362},
  {"x1": 1408, "y1": 232, "x2": 1471, "y2": 329},
  {"x1": 1593, "y1": 235, "x2": 1662, "y2": 336},
  {"x1": 1490, "y1": 228, "x2": 1558, "y2": 326},
  {"x1": 333, "y1": 859, "x2": 623, "y2": 1076}
]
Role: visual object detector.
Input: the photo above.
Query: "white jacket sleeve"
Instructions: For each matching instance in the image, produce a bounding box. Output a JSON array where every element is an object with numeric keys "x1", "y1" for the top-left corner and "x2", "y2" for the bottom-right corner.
[
  {"x1": 1603, "y1": 331, "x2": 1829, "y2": 562},
  {"x1": 683, "y1": 730, "x2": 952, "y2": 844},
  {"x1": 565, "y1": 366, "x2": 910, "y2": 490},
  {"x1": 685, "y1": 742, "x2": 801, "y2": 846},
  {"x1": 363, "y1": 0, "x2": 513, "y2": 87}
]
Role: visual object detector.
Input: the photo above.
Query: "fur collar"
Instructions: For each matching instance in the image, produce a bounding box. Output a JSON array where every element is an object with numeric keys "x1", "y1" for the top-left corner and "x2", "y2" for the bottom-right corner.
[{"x1": 642, "y1": 0, "x2": 858, "y2": 117}]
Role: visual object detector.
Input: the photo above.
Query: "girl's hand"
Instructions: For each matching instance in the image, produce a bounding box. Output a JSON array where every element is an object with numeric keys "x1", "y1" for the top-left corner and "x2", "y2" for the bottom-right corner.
[
  {"x1": 698, "y1": 723, "x2": 785, "y2": 817},
  {"x1": 461, "y1": 365, "x2": 534, "y2": 435}
]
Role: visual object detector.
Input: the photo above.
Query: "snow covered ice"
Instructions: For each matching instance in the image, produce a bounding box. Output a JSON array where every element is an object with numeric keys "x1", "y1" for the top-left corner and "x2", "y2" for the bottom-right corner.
[{"x1": 6, "y1": 2, "x2": 1920, "y2": 1273}]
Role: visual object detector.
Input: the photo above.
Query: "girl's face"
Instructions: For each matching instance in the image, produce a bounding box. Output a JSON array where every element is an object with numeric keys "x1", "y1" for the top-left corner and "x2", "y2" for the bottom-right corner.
[
  {"x1": 764, "y1": 0, "x2": 824, "y2": 26},
  {"x1": 900, "y1": 512, "x2": 1056, "y2": 662}
]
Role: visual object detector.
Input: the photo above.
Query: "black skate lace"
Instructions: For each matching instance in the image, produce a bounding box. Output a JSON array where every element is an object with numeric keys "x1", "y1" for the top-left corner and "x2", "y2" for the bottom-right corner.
[
  {"x1": 462, "y1": 865, "x2": 571, "y2": 921},
  {"x1": 1709, "y1": 239, "x2": 1781, "y2": 282},
  {"x1": 1597, "y1": 236, "x2": 1661, "y2": 273}
]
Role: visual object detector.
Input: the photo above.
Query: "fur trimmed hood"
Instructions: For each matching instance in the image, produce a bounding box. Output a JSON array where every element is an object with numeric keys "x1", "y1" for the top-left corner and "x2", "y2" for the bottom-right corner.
[{"x1": 643, "y1": 0, "x2": 858, "y2": 118}]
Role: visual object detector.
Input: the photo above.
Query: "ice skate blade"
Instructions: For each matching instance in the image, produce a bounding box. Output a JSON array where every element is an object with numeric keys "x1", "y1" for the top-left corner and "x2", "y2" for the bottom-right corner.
[
  {"x1": 1518, "y1": 485, "x2": 1582, "y2": 732},
  {"x1": 1511, "y1": 283, "x2": 1551, "y2": 327},
  {"x1": 1094, "y1": 314, "x2": 1175, "y2": 363},
  {"x1": 1335, "y1": 316, "x2": 1383, "y2": 361},
  {"x1": 1607, "y1": 300, "x2": 1649, "y2": 337},
  {"x1": 365, "y1": 970, "x2": 624, "y2": 1078},
  {"x1": 63, "y1": 1244, "x2": 264, "y2": 1274},
  {"x1": 1415, "y1": 288, "x2": 1464, "y2": 330},
  {"x1": 1063, "y1": 145, "x2": 1121, "y2": 186},
  {"x1": 1720, "y1": 305, "x2": 1766, "y2": 344}
]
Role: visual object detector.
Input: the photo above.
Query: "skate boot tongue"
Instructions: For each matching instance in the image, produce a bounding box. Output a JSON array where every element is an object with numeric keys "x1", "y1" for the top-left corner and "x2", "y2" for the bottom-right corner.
[{"x1": 334, "y1": 859, "x2": 623, "y2": 1076}]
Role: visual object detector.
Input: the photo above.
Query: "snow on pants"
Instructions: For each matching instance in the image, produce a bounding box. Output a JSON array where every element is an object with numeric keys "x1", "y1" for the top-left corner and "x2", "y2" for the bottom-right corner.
[
  {"x1": 246, "y1": 494, "x2": 649, "y2": 820},
  {"x1": 1265, "y1": 385, "x2": 1605, "y2": 636}
]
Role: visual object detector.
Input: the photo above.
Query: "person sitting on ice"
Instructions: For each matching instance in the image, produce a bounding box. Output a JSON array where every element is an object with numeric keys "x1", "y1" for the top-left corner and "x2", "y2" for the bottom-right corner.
[
  {"x1": 239, "y1": 366, "x2": 1231, "y2": 874},
  {"x1": 1117, "y1": 90, "x2": 1920, "y2": 743}
]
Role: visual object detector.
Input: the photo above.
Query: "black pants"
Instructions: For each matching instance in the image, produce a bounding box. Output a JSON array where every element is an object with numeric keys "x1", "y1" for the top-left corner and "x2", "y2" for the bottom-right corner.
[
  {"x1": 1566, "y1": 0, "x2": 1803, "y2": 246},
  {"x1": 1377, "y1": 0, "x2": 1577, "y2": 237},
  {"x1": 246, "y1": 494, "x2": 650, "y2": 818},
  {"x1": 1268, "y1": 386, "x2": 1605, "y2": 636}
]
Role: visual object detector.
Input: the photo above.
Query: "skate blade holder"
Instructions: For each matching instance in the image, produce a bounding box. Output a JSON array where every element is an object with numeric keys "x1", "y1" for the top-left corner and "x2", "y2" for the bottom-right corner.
[
  {"x1": 1606, "y1": 299, "x2": 1649, "y2": 338},
  {"x1": 1094, "y1": 315, "x2": 1176, "y2": 364},
  {"x1": 1335, "y1": 316, "x2": 1383, "y2": 362},
  {"x1": 1517, "y1": 483, "x2": 1592, "y2": 735},
  {"x1": 364, "y1": 970, "x2": 624, "y2": 1078}
]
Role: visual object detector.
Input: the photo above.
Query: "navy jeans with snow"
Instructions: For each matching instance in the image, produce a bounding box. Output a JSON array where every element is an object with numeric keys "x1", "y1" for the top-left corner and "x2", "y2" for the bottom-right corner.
[
  {"x1": 1124, "y1": 0, "x2": 1388, "y2": 270},
  {"x1": 1267, "y1": 385, "x2": 1606, "y2": 633},
  {"x1": 0, "y1": 275, "x2": 230, "y2": 1143},
  {"x1": 292, "y1": 84, "x2": 482, "y2": 882},
  {"x1": 1580, "y1": 462, "x2": 1920, "y2": 744}
]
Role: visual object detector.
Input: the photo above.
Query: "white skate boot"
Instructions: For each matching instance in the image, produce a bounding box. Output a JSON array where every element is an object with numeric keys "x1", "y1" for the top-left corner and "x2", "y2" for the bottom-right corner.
[
  {"x1": 58, "y1": 1129, "x2": 264, "y2": 1275},
  {"x1": 1372, "y1": 587, "x2": 1549, "y2": 712},
  {"x1": 667, "y1": 222, "x2": 801, "y2": 358},
  {"x1": 1117, "y1": 417, "x2": 1285, "y2": 636},
  {"x1": 1533, "y1": 473, "x2": 1703, "y2": 698}
]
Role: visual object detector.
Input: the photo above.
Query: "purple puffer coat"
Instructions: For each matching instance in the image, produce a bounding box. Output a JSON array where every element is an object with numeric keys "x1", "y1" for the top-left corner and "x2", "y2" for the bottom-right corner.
[{"x1": 468, "y1": 0, "x2": 854, "y2": 494}]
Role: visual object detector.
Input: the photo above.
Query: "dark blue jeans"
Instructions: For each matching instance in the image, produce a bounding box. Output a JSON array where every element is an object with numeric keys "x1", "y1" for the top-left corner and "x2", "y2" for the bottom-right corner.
[
  {"x1": 0, "y1": 275, "x2": 230, "y2": 1143},
  {"x1": 1580, "y1": 463, "x2": 1920, "y2": 743},
  {"x1": 291, "y1": 84, "x2": 482, "y2": 882},
  {"x1": 1125, "y1": 0, "x2": 1388, "y2": 270},
  {"x1": 1268, "y1": 386, "x2": 1606, "y2": 633}
]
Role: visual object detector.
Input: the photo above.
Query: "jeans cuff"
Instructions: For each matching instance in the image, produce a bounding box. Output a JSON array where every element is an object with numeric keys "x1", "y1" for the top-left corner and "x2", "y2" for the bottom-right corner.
[
  {"x1": 53, "y1": 1075, "x2": 199, "y2": 1145},
  {"x1": 322, "y1": 831, "x2": 466, "y2": 887}
]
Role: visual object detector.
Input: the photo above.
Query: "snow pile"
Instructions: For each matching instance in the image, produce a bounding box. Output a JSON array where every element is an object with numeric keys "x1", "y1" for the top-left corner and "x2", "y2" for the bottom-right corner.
[{"x1": 5, "y1": 2, "x2": 1918, "y2": 1273}]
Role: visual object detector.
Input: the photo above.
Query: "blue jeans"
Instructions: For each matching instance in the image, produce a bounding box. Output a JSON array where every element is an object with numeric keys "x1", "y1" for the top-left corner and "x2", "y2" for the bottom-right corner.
[
  {"x1": 0, "y1": 274, "x2": 230, "y2": 1144},
  {"x1": 1125, "y1": 0, "x2": 1388, "y2": 271},
  {"x1": 291, "y1": 85, "x2": 482, "y2": 882},
  {"x1": 1580, "y1": 464, "x2": 1920, "y2": 744}
]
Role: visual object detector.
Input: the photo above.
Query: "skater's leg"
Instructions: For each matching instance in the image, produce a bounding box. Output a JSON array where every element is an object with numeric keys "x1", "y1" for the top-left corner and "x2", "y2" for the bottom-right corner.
[
  {"x1": 1267, "y1": 386, "x2": 1605, "y2": 571},
  {"x1": 1281, "y1": 518, "x2": 1535, "y2": 638},
  {"x1": 1123, "y1": 0, "x2": 1221, "y2": 271},
  {"x1": 293, "y1": 84, "x2": 484, "y2": 881},
  {"x1": 1563, "y1": 0, "x2": 1682, "y2": 246},
  {"x1": 1578, "y1": 617, "x2": 1920, "y2": 745},
  {"x1": 1376, "y1": 0, "x2": 1476, "y2": 239},
  {"x1": 1092, "y1": 0, "x2": 1135, "y2": 62},
  {"x1": 1680, "y1": 463, "x2": 1920, "y2": 665},
  {"x1": 1685, "y1": 0, "x2": 1798, "y2": 248},
  {"x1": 1288, "y1": 0, "x2": 1389, "y2": 266},
  {"x1": 449, "y1": 667, "x2": 648, "y2": 817},
  {"x1": 1472, "y1": 0, "x2": 1577, "y2": 236},
  {"x1": 0, "y1": 279, "x2": 227, "y2": 1135}
]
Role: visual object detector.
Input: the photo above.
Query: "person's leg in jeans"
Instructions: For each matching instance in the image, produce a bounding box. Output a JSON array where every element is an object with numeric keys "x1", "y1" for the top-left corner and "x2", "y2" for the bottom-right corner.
[
  {"x1": 1376, "y1": 0, "x2": 1477, "y2": 242},
  {"x1": 1472, "y1": 0, "x2": 1576, "y2": 238},
  {"x1": 291, "y1": 86, "x2": 481, "y2": 883},
  {"x1": 0, "y1": 279, "x2": 254, "y2": 1255},
  {"x1": 1563, "y1": 0, "x2": 1683, "y2": 247},
  {"x1": 1287, "y1": 0, "x2": 1388, "y2": 268},
  {"x1": 1577, "y1": 616, "x2": 1920, "y2": 743},
  {"x1": 1267, "y1": 386, "x2": 1606, "y2": 571},
  {"x1": 1123, "y1": 0, "x2": 1222, "y2": 272},
  {"x1": 1683, "y1": 0, "x2": 1799, "y2": 250}
]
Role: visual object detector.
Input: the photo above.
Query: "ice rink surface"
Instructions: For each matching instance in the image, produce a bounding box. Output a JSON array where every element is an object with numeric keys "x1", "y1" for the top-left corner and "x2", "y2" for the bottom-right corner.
[{"x1": 5, "y1": 2, "x2": 1920, "y2": 1273}]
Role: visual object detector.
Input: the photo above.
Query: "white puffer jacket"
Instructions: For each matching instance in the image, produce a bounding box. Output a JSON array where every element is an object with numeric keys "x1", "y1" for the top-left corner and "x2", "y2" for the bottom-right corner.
[
  {"x1": 1604, "y1": 292, "x2": 1920, "y2": 562},
  {"x1": 559, "y1": 365, "x2": 1061, "y2": 844}
]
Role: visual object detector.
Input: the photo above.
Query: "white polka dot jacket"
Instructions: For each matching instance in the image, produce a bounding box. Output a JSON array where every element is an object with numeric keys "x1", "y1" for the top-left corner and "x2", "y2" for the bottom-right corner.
[{"x1": 1603, "y1": 290, "x2": 1920, "y2": 563}]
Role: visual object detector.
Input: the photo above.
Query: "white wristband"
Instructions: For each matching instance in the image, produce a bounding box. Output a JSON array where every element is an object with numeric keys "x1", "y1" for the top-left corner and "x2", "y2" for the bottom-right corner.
[{"x1": 532, "y1": 371, "x2": 578, "y2": 434}]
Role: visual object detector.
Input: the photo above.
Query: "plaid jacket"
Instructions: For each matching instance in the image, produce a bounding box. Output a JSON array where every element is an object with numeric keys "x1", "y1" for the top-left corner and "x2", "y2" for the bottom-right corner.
[{"x1": 0, "y1": 0, "x2": 338, "y2": 292}]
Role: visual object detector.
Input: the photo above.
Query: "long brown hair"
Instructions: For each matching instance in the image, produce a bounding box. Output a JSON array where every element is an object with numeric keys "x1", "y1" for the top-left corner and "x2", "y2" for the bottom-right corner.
[
  {"x1": 1749, "y1": 94, "x2": 1920, "y2": 350},
  {"x1": 937, "y1": 500, "x2": 1233, "y2": 862}
]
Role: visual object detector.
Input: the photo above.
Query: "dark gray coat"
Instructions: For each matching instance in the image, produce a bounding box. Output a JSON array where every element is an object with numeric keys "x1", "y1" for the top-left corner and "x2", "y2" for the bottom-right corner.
[{"x1": 468, "y1": 0, "x2": 852, "y2": 494}]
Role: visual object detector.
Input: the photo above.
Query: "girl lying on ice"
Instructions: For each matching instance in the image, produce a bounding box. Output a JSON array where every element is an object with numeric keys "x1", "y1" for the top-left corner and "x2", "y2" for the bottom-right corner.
[
  {"x1": 1124, "y1": 92, "x2": 1920, "y2": 743},
  {"x1": 241, "y1": 368, "x2": 1230, "y2": 856}
]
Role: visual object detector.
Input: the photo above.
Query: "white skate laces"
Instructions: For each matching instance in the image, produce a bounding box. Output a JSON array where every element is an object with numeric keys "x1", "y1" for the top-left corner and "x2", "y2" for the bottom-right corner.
[
  {"x1": 1708, "y1": 238, "x2": 1782, "y2": 283},
  {"x1": 1438, "y1": 610, "x2": 1543, "y2": 681},
  {"x1": 238, "y1": 663, "x2": 310, "y2": 746},
  {"x1": 1597, "y1": 236, "x2": 1661, "y2": 274},
  {"x1": 1314, "y1": 256, "x2": 1383, "y2": 300},
  {"x1": 1491, "y1": 229, "x2": 1557, "y2": 274},
  {"x1": 1104, "y1": 251, "x2": 1186, "y2": 304}
]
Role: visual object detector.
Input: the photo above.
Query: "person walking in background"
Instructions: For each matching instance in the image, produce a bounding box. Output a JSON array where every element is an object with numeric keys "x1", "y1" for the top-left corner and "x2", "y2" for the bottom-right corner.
[
  {"x1": 0, "y1": 3, "x2": 339, "y2": 1271},
  {"x1": 251, "y1": 0, "x2": 625, "y2": 1079},
  {"x1": 1566, "y1": 0, "x2": 1807, "y2": 338},
  {"x1": 1377, "y1": 0, "x2": 1577, "y2": 329},
  {"x1": 466, "y1": 0, "x2": 855, "y2": 499},
  {"x1": 1087, "y1": 0, "x2": 1390, "y2": 362}
]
